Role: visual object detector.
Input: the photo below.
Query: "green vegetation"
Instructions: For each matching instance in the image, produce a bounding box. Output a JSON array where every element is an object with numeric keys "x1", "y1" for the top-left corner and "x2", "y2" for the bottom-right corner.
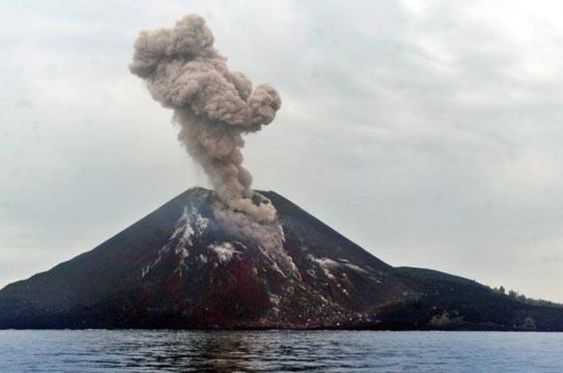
[{"x1": 523, "y1": 317, "x2": 537, "y2": 331}]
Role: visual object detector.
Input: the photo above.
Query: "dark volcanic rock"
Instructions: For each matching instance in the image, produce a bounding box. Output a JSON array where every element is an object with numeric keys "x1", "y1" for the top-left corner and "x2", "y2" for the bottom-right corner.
[{"x1": 0, "y1": 187, "x2": 562, "y2": 330}]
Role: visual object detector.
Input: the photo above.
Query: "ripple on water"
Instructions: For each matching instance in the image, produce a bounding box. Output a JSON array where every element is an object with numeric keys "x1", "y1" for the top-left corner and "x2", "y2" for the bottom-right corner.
[{"x1": 0, "y1": 330, "x2": 562, "y2": 372}]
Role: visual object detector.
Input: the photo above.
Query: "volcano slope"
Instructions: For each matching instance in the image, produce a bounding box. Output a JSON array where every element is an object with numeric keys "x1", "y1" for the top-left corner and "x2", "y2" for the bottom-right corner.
[{"x1": 0, "y1": 188, "x2": 562, "y2": 330}]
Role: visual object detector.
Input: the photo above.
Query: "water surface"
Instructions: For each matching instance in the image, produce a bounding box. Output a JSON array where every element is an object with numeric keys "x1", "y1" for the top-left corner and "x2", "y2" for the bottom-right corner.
[{"x1": 1, "y1": 330, "x2": 562, "y2": 372}]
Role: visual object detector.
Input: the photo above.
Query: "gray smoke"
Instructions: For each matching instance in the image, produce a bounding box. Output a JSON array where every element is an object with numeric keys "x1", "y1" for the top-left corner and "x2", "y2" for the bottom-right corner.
[
  {"x1": 129, "y1": 14, "x2": 281, "y2": 223},
  {"x1": 211, "y1": 200, "x2": 299, "y2": 278}
]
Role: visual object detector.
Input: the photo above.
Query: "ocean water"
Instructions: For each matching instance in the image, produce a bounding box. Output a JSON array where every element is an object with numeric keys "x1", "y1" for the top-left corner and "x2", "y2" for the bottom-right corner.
[{"x1": 0, "y1": 330, "x2": 562, "y2": 372}]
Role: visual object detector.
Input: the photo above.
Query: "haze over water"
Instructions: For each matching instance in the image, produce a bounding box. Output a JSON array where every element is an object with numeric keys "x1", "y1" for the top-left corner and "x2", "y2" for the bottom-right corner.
[{"x1": 1, "y1": 330, "x2": 562, "y2": 372}]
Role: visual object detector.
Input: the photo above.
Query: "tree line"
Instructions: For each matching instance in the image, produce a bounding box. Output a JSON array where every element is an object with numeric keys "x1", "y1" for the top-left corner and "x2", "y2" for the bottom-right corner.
[{"x1": 490, "y1": 285, "x2": 563, "y2": 308}]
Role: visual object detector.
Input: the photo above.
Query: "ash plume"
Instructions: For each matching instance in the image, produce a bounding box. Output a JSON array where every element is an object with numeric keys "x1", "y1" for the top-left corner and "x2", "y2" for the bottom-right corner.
[{"x1": 129, "y1": 14, "x2": 281, "y2": 223}]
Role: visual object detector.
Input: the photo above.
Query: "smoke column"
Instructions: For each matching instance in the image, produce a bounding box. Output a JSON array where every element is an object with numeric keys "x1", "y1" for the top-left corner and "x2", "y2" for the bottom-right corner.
[{"x1": 130, "y1": 14, "x2": 281, "y2": 223}]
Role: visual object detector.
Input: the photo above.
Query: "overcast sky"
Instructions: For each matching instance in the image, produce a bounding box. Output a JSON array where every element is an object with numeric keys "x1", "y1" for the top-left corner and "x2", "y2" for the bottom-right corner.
[{"x1": 1, "y1": 0, "x2": 562, "y2": 302}]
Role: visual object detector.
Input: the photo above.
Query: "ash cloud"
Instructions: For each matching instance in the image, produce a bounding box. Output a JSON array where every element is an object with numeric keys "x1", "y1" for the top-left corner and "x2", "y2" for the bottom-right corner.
[{"x1": 130, "y1": 14, "x2": 281, "y2": 223}]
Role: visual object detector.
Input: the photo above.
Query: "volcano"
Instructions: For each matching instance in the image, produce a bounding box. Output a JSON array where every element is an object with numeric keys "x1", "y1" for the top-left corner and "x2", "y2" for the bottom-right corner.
[{"x1": 1, "y1": 188, "x2": 562, "y2": 330}]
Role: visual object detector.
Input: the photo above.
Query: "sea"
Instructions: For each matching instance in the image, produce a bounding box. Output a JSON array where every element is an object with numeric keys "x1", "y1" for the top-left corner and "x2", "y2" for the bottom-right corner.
[{"x1": 0, "y1": 330, "x2": 562, "y2": 372}]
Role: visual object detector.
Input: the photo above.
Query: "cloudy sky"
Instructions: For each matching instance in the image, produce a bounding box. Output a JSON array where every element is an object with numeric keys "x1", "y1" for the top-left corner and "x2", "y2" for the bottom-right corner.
[{"x1": 1, "y1": 0, "x2": 562, "y2": 302}]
